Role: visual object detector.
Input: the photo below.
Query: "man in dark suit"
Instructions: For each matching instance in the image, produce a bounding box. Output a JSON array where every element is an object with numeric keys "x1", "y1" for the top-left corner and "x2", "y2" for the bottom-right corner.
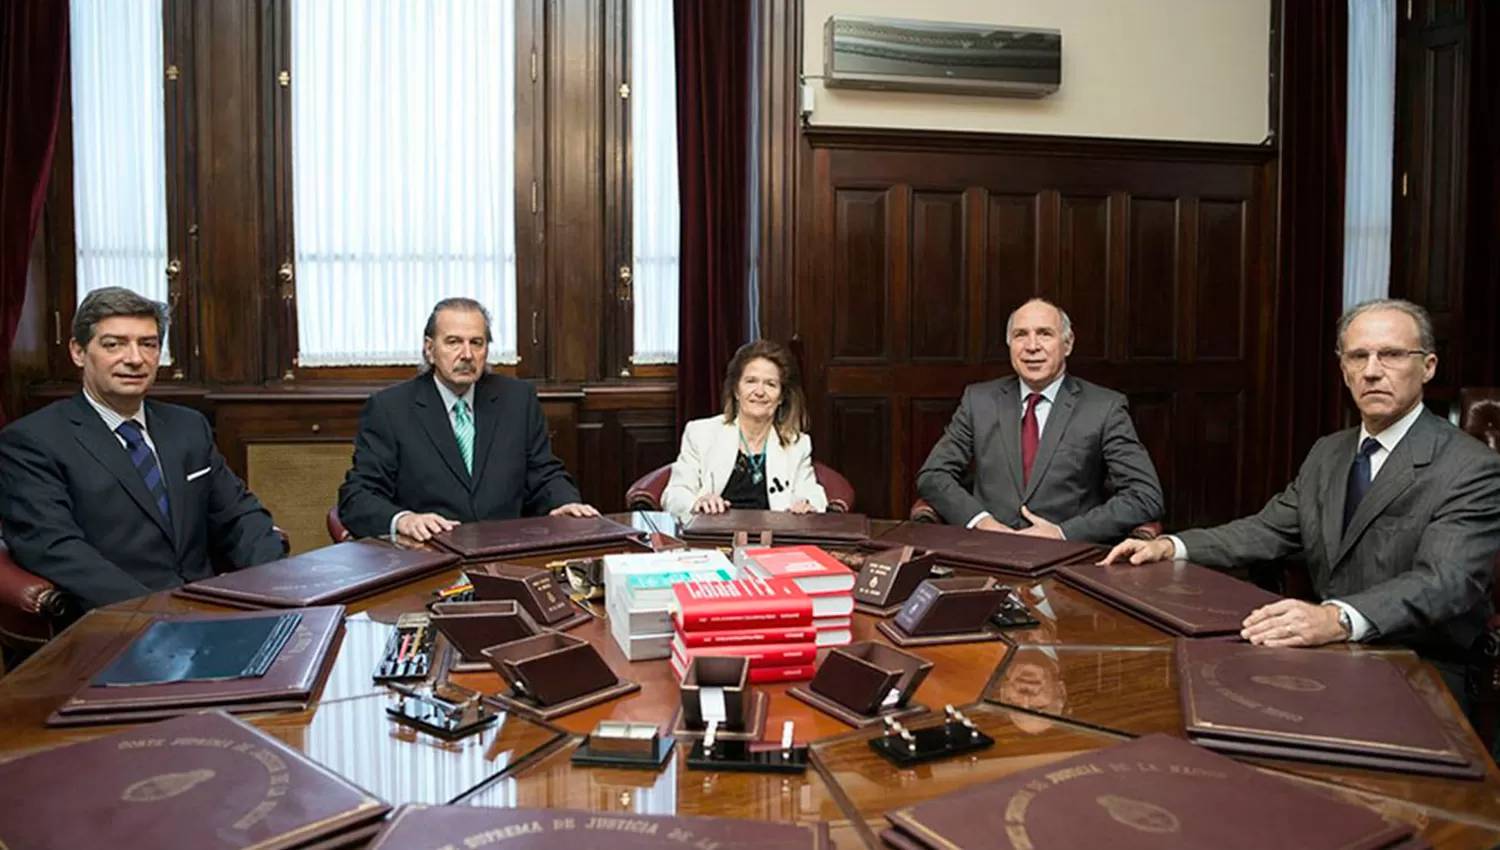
[
  {"x1": 916, "y1": 298, "x2": 1164, "y2": 544},
  {"x1": 0, "y1": 287, "x2": 285, "y2": 611},
  {"x1": 338, "y1": 297, "x2": 597, "y2": 541},
  {"x1": 1104, "y1": 299, "x2": 1500, "y2": 704}
]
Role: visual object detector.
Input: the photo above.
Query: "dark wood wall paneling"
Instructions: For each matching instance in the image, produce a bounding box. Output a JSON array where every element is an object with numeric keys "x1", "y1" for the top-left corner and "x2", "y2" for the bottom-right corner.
[
  {"x1": 1392, "y1": 0, "x2": 1497, "y2": 397},
  {"x1": 13, "y1": 0, "x2": 697, "y2": 514},
  {"x1": 798, "y1": 130, "x2": 1278, "y2": 527}
]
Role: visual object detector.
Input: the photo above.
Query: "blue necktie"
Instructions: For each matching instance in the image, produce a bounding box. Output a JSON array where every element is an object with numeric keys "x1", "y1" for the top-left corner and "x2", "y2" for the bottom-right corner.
[
  {"x1": 116, "y1": 420, "x2": 172, "y2": 532},
  {"x1": 1342, "y1": 437, "x2": 1382, "y2": 531}
]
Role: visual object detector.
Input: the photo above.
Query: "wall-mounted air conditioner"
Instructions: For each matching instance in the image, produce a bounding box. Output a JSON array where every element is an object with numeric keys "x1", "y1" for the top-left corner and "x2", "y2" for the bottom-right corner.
[{"x1": 823, "y1": 15, "x2": 1061, "y2": 98}]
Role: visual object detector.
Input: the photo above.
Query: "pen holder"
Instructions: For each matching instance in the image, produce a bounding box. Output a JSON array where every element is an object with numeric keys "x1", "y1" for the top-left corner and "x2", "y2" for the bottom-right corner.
[
  {"x1": 788, "y1": 641, "x2": 931, "y2": 728},
  {"x1": 466, "y1": 562, "x2": 592, "y2": 631}
]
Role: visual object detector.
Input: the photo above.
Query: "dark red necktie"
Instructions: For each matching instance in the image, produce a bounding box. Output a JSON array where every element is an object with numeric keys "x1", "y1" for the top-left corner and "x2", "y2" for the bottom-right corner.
[{"x1": 1021, "y1": 393, "x2": 1041, "y2": 484}]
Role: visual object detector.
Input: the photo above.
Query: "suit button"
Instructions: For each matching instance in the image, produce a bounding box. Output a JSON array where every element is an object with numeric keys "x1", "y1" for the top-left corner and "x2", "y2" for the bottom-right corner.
[{"x1": 311, "y1": 423, "x2": 321, "y2": 433}]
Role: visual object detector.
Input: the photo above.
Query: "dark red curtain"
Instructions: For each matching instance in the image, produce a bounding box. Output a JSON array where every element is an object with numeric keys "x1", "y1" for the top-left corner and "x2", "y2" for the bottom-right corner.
[
  {"x1": 674, "y1": 0, "x2": 752, "y2": 429},
  {"x1": 1462, "y1": 0, "x2": 1499, "y2": 388},
  {"x1": 1265, "y1": 0, "x2": 1348, "y2": 497},
  {"x1": 0, "y1": 0, "x2": 69, "y2": 427}
]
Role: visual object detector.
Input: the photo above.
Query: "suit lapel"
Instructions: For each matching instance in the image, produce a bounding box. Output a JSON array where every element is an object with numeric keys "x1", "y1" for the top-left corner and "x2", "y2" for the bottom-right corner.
[
  {"x1": 468, "y1": 376, "x2": 503, "y2": 494},
  {"x1": 67, "y1": 394, "x2": 174, "y2": 543},
  {"x1": 1022, "y1": 377, "x2": 1078, "y2": 502},
  {"x1": 1321, "y1": 430, "x2": 1357, "y2": 565},
  {"x1": 706, "y1": 421, "x2": 739, "y2": 495},
  {"x1": 992, "y1": 380, "x2": 1024, "y2": 500},
  {"x1": 146, "y1": 402, "x2": 189, "y2": 553},
  {"x1": 414, "y1": 377, "x2": 473, "y2": 489},
  {"x1": 1332, "y1": 413, "x2": 1435, "y2": 567}
]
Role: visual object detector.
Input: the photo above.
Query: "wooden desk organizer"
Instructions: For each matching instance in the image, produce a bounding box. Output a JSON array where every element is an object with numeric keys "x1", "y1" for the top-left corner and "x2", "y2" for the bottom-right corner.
[
  {"x1": 429, "y1": 600, "x2": 541, "y2": 673},
  {"x1": 852, "y1": 546, "x2": 936, "y2": 616},
  {"x1": 465, "y1": 562, "x2": 592, "y2": 631},
  {"x1": 572, "y1": 721, "x2": 674, "y2": 770},
  {"x1": 877, "y1": 576, "x2": 1008, "y2": 646},
  {"x1": 480, "y1": 632, "x2": 638, "y2": 720},
  {"x1": 670, "y1": 656, "x2": 768, "y2": 741},
  {"x1": 788, "y1": 641, "x2": 931, "y2": 727}
]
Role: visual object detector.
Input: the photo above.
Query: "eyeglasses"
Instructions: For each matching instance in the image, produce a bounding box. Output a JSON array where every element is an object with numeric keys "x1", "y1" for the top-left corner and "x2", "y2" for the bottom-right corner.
[{"x1": 1338, "y1": 348, "x2": 1428, "y2": 369}]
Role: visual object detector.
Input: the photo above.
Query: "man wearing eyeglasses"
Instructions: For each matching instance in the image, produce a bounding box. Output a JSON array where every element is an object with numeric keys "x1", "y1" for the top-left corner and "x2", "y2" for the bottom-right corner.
[{"x1": 1103, "y1": 299, "x2": 1500, "y2": 710}]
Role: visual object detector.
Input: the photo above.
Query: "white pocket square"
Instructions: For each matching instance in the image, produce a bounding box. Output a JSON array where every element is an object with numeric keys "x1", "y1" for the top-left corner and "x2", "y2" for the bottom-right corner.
[{"x1": 185, "y1": 466, "x2": 211, "y2": 482}]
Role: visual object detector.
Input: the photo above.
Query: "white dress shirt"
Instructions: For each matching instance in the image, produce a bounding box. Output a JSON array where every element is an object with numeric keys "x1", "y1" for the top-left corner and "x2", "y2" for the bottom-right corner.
[
  {"x1": 1167, "y1": 400, "x2": 1428, "y2": 641},
  {"x1": 389, "y1": 375, "x2": 476, "y2": 538},
  {"x1": 82, "y1": 387, "x2": 158, "y2": 455},
  {"x1": 967, "y1": 372, "x2": 1067, "y2": 530}
]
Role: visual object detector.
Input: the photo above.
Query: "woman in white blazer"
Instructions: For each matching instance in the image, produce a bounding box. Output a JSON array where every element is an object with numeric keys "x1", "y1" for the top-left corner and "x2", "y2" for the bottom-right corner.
[{"x1": 662, "y1": 340, "x2": 828, "y2": 519}]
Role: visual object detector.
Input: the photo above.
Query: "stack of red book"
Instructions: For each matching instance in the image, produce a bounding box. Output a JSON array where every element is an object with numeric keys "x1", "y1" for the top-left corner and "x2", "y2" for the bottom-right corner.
[
  {"x1": 740, "y1": 544, "x2": 855, "y2": 645},
  {"x1": 669, "y1": 577, "x2": 849, "y2": 684}
]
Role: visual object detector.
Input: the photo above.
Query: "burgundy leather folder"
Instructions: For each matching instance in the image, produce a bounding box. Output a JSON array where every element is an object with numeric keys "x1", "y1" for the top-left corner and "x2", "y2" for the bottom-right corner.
[
  {"x1": 0, "y1": 710, "x2": 389, "y2": 850},
  {"x1": 173, "y1": 540, "x2": 459, "y2": 609},
  {"x1": 430, "y1": 515, "x2": 645, "y2": 560},
  {"x1": 1055, "y1": 560, "x2": 1281, "y2": 636},
  {"x1": 875, "y1": 522, "x2": 1101, "y2": 576},
  {"x1": 48, "y1": 605, "x2": 345, "y2": 726},
  {"x1": 1177, "y1": 639, "x2": 1478, "y2": 777},
  {"x1": 884, "y1": 733, "x2": 1413, "y2": 850},
  {"x1": 678, "y1": 509, "x2": 871, "y2": 544},
  {"x1": 369, "y1": 804, "x2": 831, "y2": 849}
]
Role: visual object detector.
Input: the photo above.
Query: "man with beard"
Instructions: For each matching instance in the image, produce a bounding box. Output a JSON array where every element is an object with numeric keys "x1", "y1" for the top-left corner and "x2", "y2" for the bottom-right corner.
[{"x1": 338, "y1": 297, "x2": 597, "y2": 541}]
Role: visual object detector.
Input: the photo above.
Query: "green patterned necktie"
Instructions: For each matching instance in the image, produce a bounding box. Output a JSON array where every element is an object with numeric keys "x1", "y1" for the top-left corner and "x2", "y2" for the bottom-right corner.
[{"x1": 453, "y1": 398, "x2": 474, "y2": 474}]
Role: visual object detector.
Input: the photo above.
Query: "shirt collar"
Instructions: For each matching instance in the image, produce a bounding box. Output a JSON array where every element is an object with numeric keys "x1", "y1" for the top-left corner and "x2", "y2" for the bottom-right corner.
[
  {"x1": 82, "y1": 387, "x2": 147, "y2": 435},
  {"x1": 1021, "y1": 372, "x2": 1066, "y2": 405},
  {"x1": 1360, "y1": 399, "x2": 1425, "y2": 454},
  {"x1": 432, "y1": 373, "x2": 476, "y2": 413}
]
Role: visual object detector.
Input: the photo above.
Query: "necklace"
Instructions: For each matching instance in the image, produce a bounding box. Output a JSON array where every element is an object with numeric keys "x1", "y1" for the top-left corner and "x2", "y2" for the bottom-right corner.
[{"x1": 738, "y1": 424, "x2": 768, "y2": 484}]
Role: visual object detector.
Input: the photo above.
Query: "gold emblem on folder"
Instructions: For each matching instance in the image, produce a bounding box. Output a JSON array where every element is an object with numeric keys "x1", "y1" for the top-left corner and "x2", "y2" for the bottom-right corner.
[
  {"x1": 121, "y1": 769, "x2": 217, "y2": 803},
  {"x1": 1249, "y1": 675, "x2": 1326, "y2": 692},
  {"x1": 1157, "y1": 583, "x2": 1203, "y2": 596},
  {"x1": 1096, "y1": 795, "x2": 1181, "y2": 834}
]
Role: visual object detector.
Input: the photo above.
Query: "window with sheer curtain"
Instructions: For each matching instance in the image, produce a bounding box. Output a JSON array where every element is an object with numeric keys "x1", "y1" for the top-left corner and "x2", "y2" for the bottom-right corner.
[
  {"x1": 290, "y1": 0, "x2": 517, "y2": 366},
  {"x1": 630, "y1": 0, "x2": 680, "y2": 365},
  {"x1": 69, "y1": 0, "x2": 172, "y2": 361},
  {"x1": 1343, "y1": 0, "x2": 1396, "y2": 308}
]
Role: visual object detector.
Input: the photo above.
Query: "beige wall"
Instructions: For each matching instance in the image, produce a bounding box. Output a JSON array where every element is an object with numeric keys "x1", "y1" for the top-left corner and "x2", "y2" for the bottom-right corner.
[{"x1": 803, "y1": 0, "x2": 1272, "y2": 143}]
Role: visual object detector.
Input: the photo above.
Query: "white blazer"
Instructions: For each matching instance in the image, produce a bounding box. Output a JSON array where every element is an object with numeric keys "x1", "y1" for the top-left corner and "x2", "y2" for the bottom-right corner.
[{"x1": 662, "y1": 416, "x2": 828, "y2": 520}]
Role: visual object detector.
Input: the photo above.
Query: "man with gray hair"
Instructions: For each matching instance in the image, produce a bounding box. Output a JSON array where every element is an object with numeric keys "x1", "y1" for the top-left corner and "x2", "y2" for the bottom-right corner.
[
  {"x1": 0, "y1": 287, "x2": 285, "y2": 611},
  {"x1": 1104, "y1": 298, "x2": 1500, "y2": 712},
  {"x1": 917, "y1": 297, "x2": 1163, "y2": 543},
  {"x1": 338, "y1": 297, "x2": 596, "y2": 541}
]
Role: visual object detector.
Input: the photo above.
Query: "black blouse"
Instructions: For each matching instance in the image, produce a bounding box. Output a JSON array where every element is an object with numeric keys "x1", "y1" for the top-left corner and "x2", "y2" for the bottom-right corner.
[{"x1": 720, "y1": 450, "x2": 770, "y2": 510}]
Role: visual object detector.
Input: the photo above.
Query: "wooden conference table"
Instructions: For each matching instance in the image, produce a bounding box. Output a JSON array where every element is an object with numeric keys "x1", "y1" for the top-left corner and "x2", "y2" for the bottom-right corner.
[{"x1": 1, "y1": 513, "x2": 1498, "y2": 849}]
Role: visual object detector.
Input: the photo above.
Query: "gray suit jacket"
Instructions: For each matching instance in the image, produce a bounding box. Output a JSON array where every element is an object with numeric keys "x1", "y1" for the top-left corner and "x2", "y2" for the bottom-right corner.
[
  {"x1": 1178, "y1": 410, "x2": 1500, "y2": 662},
  {"x1": 916, "y1": 375, "x2": 1164, "y2": 544}
]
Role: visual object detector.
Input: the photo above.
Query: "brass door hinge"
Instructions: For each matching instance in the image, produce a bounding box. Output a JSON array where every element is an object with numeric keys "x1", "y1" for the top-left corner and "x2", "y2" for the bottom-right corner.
[
  {"x1": 617, "y1": 265, "x2": 633, "y2": 301},
  {"x1": 618, "y1": 82, "x2": 630, "y2": 100}
]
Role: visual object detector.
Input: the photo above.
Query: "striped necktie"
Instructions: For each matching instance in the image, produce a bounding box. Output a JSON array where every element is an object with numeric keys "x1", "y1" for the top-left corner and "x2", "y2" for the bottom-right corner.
[
  {"x1": 453, "y1": 398, "x2": 474, "y2": 474},
  {"x1": 116, "y1": 420, "x2": 172, "y2": 531}
]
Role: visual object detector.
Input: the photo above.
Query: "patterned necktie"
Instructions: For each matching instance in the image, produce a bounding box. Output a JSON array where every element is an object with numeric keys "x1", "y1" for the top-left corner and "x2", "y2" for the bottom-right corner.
[
  {"x1": 453, "y1": 398, "x2": 474, "y2": 474},
  {"x1": 1342, "y1": 436, "x2": 1383, "y2": 531},
  {"x1": 1021, "y1": 392, "x2": 1042, "y2": 484},
  {"x1": 116, "y1": 420, "x2": 172, "y2": 530}
]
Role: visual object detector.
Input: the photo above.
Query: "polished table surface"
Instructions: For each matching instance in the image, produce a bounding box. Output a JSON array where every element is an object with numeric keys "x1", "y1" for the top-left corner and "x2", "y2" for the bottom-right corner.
[{"x1": 1, "y1": 513, "x2": 1497, "y2": 849}]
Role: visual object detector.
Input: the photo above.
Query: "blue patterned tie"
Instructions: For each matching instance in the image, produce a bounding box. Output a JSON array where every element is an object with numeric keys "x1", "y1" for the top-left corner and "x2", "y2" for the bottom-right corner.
[
  {"x1": 116, "y1": 420, "x2": 172, "y2": 531},
  {"x1": 1342, "y1": 437, "x2": 1382, "y2": 531},
  {"x1": 453, "y1": 398, "x2": 474, "y2": 474}
]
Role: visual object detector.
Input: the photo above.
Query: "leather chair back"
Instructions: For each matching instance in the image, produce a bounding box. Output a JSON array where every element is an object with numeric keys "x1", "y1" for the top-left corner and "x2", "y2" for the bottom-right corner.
[{"x1": 1459, "y1": 388, "x2": 1500, "y2": 452}]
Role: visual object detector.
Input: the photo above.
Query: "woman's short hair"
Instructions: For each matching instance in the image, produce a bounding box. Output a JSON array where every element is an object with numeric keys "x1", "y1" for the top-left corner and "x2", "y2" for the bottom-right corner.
[{"x1": 719, "y1": 340, "x2": 809, "y2": 446}]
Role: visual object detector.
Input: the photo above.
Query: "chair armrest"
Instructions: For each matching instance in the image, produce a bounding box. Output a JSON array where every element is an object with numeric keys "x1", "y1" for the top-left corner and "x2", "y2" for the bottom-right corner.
[
  {"x1": 0, "y1": 543, "x2": 65, "y2": 649},
  {"x1": 1468, "y1": 619, "x2": 1500, "y2": 754},
  {"x1": 909, "y1": 499, "x2": 944, "y2": 524},
  {"x1": 327, "y1": 507, "x2": 353, "y2": 543},
  {"x1": 625, "y1": 465, "x2": 671, "y2": 512},
  {"x1": 812, "y1": 462, "x2": 855, "y2": 514}
]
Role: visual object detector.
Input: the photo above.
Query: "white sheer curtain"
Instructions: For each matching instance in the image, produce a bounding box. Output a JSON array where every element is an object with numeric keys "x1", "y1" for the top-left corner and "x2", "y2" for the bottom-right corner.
[
  {"x1": 290, "y1": 0, "x2": 516, "y2": 365},
  {"x1": 1343, "y1": 0, "x2": 1396, "y2": 308},
  {"x1": 69, "y1": 0, "x2": 171, "y2": 360},
  {"x1": 630, "y1": 0, "x2": 680, "y2": 364}
]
